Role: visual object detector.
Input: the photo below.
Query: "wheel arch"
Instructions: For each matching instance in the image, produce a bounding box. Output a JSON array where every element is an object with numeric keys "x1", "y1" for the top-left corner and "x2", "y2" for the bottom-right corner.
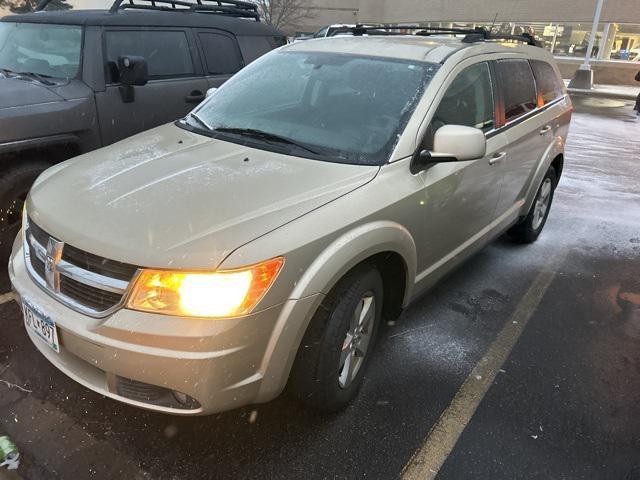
[
  {"x1": 550, "y1": 153, "x2": 564, "y2": 184},
  {"x1": 255, "y1": 221, "x2": 417, "y2": 401},
  {"x1": 288, "y1": 221, "x2": 417, "y2": 307},
  {"x1": 521, "y1": 138, "x2": 565, "y2": 217}
]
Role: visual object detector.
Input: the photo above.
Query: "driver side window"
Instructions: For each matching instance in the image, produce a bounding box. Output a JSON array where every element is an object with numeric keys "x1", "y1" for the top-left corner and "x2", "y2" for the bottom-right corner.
[{"x1": 423, "y1": 62, "x2": 494, "y2": 149}]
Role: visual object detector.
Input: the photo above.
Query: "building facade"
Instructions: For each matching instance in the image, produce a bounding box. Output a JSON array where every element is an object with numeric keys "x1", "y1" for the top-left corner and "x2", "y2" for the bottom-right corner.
[{"x1": 296, "y1": 0, "x2": 640, "y2": 85}]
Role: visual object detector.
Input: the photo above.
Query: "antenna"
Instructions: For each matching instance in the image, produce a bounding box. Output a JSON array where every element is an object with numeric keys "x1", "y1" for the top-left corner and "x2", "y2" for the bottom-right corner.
[{"x1": 489, "y1": 12, "x2": 499, "y2": 34}]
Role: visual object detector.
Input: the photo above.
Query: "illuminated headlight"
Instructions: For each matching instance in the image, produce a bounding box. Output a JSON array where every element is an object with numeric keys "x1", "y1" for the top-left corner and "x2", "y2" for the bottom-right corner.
[{"x1": 127, "y1": 257, "x2": 284, "y2": 318}]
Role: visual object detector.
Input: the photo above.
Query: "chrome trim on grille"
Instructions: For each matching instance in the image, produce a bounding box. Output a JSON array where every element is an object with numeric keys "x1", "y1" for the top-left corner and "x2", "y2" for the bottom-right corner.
[
  {"x1": 27, "y1": 233, "x2": 128, "y2": 294},
  {"x1": 23, "y1": 216, "x2": 139, "y2": 318}
]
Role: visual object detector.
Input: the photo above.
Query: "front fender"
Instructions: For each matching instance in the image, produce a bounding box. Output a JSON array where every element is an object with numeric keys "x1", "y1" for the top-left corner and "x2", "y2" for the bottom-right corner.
[
  {"x1": 0, "y1": 97, "x2": 99, "y2": 153},
  {"x1": 253, "y1": 221, "x2": 417, "y2": 401},
  {"x1": 289, "y1": 220, "x2": 416, "y2": 304}
]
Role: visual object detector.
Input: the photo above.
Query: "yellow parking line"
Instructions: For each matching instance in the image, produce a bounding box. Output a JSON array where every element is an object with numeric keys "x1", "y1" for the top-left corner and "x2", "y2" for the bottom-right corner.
[
  {"x1": 401, "y1": 265, "x2": 560, "y2": 480},
  {"x1": 0, "y1": 292, "x2": 15, "y2": 305}
]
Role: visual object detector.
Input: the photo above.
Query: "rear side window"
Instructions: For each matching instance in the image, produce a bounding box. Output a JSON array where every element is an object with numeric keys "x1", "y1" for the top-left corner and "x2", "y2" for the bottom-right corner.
[
  {"x1": 105, "y1": 30, "x2": 194, "y2": 81},
  {"x1": 198, "y1": 33, "x2": 243, "y2": 75},
  {"x1": 495, "y1": 59, "x2": 537, "y2": 122},
  {"x1": 530, "y1": 60, "x2": 564, "y2": 106}
]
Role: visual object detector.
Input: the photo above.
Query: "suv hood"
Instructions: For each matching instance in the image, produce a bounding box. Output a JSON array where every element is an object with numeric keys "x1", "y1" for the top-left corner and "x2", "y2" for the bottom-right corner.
[
  {"x1": 28, "y1": 124, "x2": 379, "y2": 269},
  {"x1": 0, "y1": 77, "x2": 63, "y2": 109}
]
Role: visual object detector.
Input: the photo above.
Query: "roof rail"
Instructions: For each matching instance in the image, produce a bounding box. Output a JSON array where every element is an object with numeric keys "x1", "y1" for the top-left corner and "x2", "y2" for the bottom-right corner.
[
  {"x1": 108, "y1": 0, "x2": 260, "y2": 19},
  {"x1": 340, "y1": 24, "x2": 541, "y2": 47}
]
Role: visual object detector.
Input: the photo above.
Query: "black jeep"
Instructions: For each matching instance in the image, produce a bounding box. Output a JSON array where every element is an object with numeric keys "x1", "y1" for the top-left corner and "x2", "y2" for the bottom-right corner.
[{"x1": 0, "y1": 0, "x2": 285, "y2": 258}]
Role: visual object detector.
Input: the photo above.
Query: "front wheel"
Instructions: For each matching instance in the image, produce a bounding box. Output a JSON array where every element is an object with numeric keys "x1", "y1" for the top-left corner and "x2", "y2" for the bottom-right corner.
[
  {"x1": 508, "y1": 166, "x2": 557, "y2": 243},
  {"x1": 0, "y1": 162, "x2": 49, "y2": 260},
  {"x1": 289, "y1": 264, "x2": 384, "y2": 412}
]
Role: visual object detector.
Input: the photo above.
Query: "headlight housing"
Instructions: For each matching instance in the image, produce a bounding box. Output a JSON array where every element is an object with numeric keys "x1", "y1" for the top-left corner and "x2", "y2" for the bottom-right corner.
[{"x1": 127, "y1": 257, "x2": 284, "y2": 318}]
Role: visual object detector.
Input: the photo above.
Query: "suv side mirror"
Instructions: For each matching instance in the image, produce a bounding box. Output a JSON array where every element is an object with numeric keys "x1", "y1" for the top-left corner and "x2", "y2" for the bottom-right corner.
[
  {"x1": 411, "y1": 125, "x2": 487, "y2": 174},
  {"x1": 118, "y1": 56, "x2": 149, "y2": 86},
  {"x1": 117, "y1": 56, "x2": 149, "y2": 103},
  {"x1": 206, "y1": 87, "x2": 218, "y2": 98},
  {"x1": 434, "y1": 125, "x2": 487, "y2": 161}
]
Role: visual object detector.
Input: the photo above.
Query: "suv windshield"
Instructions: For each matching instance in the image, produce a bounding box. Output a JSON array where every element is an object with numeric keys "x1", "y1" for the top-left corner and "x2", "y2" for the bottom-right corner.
[
  {"x1": 0, "y1": 22, "x2": 83, "y2": 79},
  {"x1": 187, "y1": 51, "x2": 440, "y2": 165}
]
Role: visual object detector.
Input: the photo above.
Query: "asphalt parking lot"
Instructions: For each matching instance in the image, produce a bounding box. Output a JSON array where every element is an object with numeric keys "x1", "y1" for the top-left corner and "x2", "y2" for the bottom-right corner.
[{"x1": 1, "y1": 98, "x2": 639, "y2": 480}]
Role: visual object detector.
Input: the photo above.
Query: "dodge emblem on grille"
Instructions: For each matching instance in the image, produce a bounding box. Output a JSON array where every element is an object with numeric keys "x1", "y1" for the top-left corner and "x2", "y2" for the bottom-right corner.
[{"x1": 45, "y1": 237, "x2": 64, "y2": 293}]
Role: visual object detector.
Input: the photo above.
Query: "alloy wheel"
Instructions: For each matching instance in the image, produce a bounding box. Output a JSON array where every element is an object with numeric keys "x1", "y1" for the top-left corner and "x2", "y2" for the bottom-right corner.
[
  {"x1": 532, "y1": 178, "x2": 552, "y2": 231},
  {"x1": 338, "y1": 292, "x2": 376, "y2": 389}
]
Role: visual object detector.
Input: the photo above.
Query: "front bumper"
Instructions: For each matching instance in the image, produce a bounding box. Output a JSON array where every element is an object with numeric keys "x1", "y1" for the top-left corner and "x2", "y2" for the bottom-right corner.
[{"x1": 9, "y1": 240, "x2": 319, "y2": 415}]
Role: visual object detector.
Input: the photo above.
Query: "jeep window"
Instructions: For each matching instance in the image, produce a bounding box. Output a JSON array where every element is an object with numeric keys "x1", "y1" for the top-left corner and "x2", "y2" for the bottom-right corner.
[
  {"x1": 236, "y1": 36, "x2": 278, "y2": 65},
  {"x1": 530, "y1": 60, "x2": 564, "y2": 106},
  {"x1": 495, "y1": 59, "x2": 537, "y2": 122},
  {"x1": 0, "y1": 23, "x2": 82, "y2": 79},
  {"x1": 105, "y1": 30, "x2": 194, "y2": 82},
  {"x1": 198, "y1": 33, "x2": 243, "y2": 75},
  {"x1": 186, "y1": 51, "x2": 440, "y2": 165},
  {"x1": 425, "y1": 62, "x2": 494, "y2": 148}
]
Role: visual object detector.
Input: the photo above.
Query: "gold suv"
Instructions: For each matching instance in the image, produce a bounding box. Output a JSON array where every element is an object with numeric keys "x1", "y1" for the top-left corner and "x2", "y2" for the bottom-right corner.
[{"x1": 10, "y1": 30, "x2": 572, "y2": 415}]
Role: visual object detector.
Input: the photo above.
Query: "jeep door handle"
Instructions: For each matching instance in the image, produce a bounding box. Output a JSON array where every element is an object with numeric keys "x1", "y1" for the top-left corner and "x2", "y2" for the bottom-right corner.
[
  {"x1": 185, "y1": 90, "x2": 206, "y2": 103},
  {"x1": 488, "y1": 152, "x2": 506, "y2": 166},
  {"x1": 539, "y1": 125, "x2": 552, "y2": 135}
]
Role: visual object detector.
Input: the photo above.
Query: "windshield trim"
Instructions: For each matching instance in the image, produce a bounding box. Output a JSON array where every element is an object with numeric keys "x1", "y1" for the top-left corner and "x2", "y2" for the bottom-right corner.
[{"x1": 0, "y1": 22, "x2": 85, "y2": 82}]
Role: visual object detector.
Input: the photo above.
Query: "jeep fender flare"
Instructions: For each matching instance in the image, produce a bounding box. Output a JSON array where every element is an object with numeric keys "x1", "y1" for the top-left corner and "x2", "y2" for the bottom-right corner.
[
  {"x1": 256, "y1": 221, "x2": 417, "y2": 400},
  {"x1": 0, "y1": 134, "x2": 81, "y2": 157}
]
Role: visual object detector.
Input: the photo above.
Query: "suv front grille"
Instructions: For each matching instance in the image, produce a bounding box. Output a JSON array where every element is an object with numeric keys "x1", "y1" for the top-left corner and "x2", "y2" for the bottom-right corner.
[{"x1": 24, "y1": 217, "x2": 139, "y2": 317}]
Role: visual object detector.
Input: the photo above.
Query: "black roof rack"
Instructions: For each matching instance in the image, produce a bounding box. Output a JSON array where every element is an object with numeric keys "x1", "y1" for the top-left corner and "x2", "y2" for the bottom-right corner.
[
  {"x1": 36, "y1": 0, "x2": 261, "y2": 20},
  {"x1": 109, "y1": 0, "x2": 260, "y2": 19},
  {"x1": 340, "y1": 24, "x2": 541, "y2": 47}
]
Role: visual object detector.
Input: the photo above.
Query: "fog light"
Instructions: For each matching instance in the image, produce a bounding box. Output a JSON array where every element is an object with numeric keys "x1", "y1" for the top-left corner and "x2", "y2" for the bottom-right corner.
[{"x1": 173, "y1": 391, "x2": 188, "y2": 405}]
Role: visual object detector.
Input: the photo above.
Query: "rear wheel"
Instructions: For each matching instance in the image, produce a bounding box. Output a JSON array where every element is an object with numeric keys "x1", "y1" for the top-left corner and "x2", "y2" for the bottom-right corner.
[
  {"x1": 508, "y1": 166, "x2": 557, "y2": 243},
  {"x1": 289, "y1": 264, "x2": 383, "y2": 412},
  {"x1": 0, "y1": 162, "x2": 49, "y2": 259}
]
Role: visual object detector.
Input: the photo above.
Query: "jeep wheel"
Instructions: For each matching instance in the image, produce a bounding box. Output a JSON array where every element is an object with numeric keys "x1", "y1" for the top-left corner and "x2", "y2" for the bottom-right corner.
[
  {"x1": 0, "y1": 162, "x2": 49, "y2": 259},
  {"x1": 289, "y1": 264, "x2": 383, "y2": 412},
  {"x1": 508, "y1": 166, "x2": 557, "y2": 243}
]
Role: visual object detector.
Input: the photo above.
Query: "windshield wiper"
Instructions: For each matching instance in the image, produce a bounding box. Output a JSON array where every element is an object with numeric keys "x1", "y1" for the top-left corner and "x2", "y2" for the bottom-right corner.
[
  {"x1": 16, "y1": 71, "x2": 56, "y2": 86},
  {"x1": 0, "y1": 68, "x2": 16, "y2": 78},
  {"x1": 186, "y1": 112, "x2": 212, "y2": 131},
  {"x1": 213, "y1": 127, "x2": 323, "y2": 155}
]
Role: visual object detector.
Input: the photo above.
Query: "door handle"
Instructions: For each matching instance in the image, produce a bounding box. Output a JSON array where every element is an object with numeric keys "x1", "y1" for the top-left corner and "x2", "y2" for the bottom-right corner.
[
  {"x1": 488, "y1": 152, "x2": 506, "y2": 166},
  {"x1": 185, "y1": 90, "x2": 206, "y2": 103},
  {"x1": 539, "y1": 125, "x2": 552, "y2": 135}
]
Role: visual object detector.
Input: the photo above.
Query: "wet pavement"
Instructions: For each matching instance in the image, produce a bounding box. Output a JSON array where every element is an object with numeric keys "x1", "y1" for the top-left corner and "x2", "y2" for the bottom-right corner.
[{"x1": 1, "y1": 99, "x2": 639, "y2": 479}]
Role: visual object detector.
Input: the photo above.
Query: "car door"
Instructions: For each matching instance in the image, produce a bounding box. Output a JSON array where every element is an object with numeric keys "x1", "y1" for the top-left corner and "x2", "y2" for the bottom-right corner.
[
  {"x1": 95, "y1": 28, "x2": 209, "y2": 146},
  {"x1": 195, "y1": 29, "x2": 245, "y2": 90},
  {"x1": 414, "y1": 60, "x2": 508, "y2": 275},
  {"x1": 493, "y1": 58, "x2": 548, "y2": 217}
]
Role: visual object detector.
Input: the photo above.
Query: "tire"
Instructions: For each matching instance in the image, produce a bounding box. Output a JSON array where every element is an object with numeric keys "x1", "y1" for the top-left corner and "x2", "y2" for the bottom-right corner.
[
  {"x1": 289, "y1": 264, "x2": 384, "y2": 412},
  {"x1": 508, "y1": 166, "x2": 557, "y2": 244},
  {"x1": 0, "y1": 162, "x2": 49, "y2": 260}
]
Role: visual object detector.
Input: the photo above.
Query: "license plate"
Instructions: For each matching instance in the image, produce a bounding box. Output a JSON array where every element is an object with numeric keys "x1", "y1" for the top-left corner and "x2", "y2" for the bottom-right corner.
[{"x1": 23, "y1": 301, "x2": 60, "y2": 353}]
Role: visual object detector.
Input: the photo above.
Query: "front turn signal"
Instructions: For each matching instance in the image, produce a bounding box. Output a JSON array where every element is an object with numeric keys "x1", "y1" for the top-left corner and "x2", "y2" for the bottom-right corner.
[{"x1": 127, "y1": 257, "x2": 284, "y2": 318}]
